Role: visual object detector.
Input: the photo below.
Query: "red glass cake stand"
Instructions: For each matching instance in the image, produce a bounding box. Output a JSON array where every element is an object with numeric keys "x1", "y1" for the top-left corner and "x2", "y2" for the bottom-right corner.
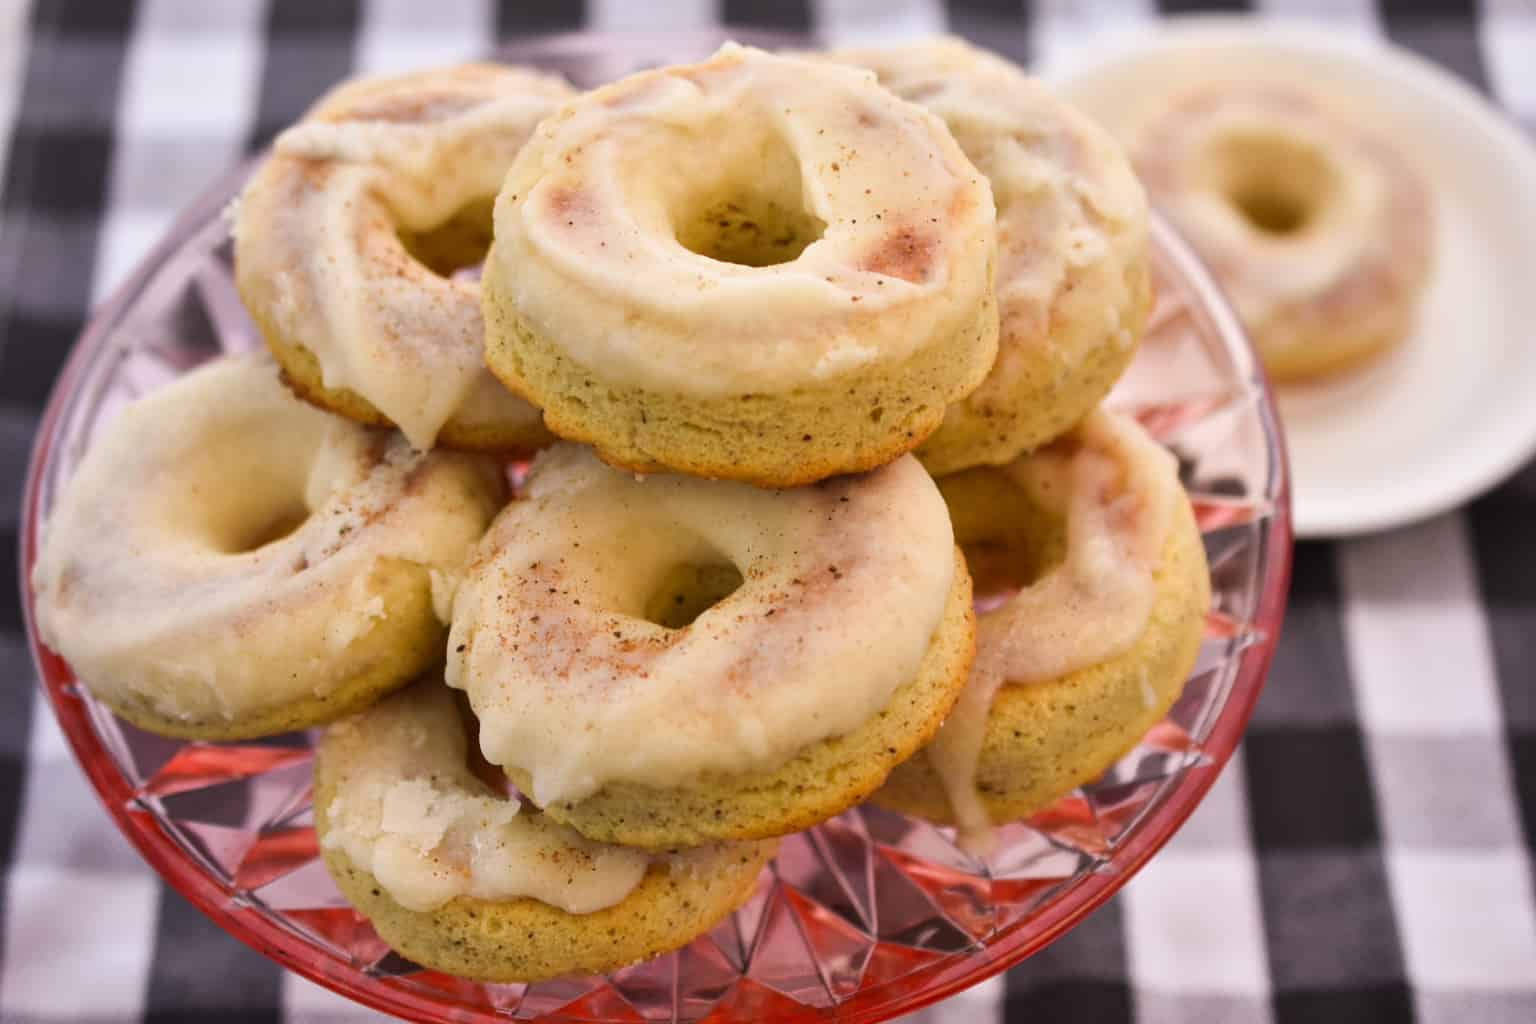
[{"x1": 20, "y1": 31, "x2": 1291, "y2": 1024}]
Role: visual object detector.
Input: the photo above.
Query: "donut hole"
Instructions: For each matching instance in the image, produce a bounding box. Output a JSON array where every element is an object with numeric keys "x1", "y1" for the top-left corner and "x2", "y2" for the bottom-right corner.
[
  {"x1": 398, "y1": 196, "x2": 495, "y2": 278},
  {"x1": 170, "y1": 429, "x2": 321, "y2": 557},
  {"x1": 675, "y1": 193, "x2": 826, "y2": 267},
  {"x1": 669, "y1": 124, "x2": 826, "y2": 267},
  {"x1": 939, "y1": 468, "x2": 1066, "y2": 613},
  {"x1": 1210, "y1": 132, "x2": 1336, "y2": 237},
  {"x1": 225, "y1": 501, "x2": 310, "y2": 554},
  {"x1": 643, "y1": 560, "x2": 746, "y2": 629},
  {"x1": 1230, "y1": 186, "x2": 1311, "y2": 235}
]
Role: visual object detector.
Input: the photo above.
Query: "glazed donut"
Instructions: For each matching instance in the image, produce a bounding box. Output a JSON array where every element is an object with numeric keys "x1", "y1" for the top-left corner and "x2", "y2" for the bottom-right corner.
[
  {"x1": 825, "y1": 38, "x2": 1151, "y2": 475},
  {"x1": 483, "y1": 43, "x2": 999, "y2": 487},
  {"x1": 874, "y1": 410, "x2": 1209, "y2": 847},
  {"x1": 446, "y1": 444, "x2": 975, "y2": 849},
  {"x1": 1133, "y1": 82, "x2": 1433, "y2": 382},
  {"x1": 316, "y1": 679, "x2": 773, "y2": 983},
  {"x1": 30, "y1": 354, "x2": 503, "y2": 740},
  {"x1": 236, "y1": 64, "x2": 573, "y2": 451}
]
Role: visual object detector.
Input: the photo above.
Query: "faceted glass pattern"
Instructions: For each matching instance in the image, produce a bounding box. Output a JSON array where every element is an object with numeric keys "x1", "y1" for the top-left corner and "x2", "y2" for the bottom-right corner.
[{"x1": 21, "y1": 32, "x2": 1291, "y2": 1024}]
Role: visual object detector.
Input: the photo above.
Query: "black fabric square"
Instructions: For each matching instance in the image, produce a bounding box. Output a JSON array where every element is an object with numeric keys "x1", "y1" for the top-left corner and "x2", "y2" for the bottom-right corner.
[
  {"x1": 246, "y1": 0, "x2": 362, "y2": 148},
  {"x1": 1379, "y1": 0, "x2": 1479, "y2": 29},
  {"x1": 947, "y1": 0, "x2": 1026, "y2": 16},
  {"x1": 2, "y1": 128, "x2": 115, "y2": 219},
  {"x1": 249, "y1": 49, "x2": 358, "y2": 149},
  {"x1": 1258, "y1": 851, "x2": 1409, "y2": 994},
  {"x1": 1275, "y1": 985, "x2": 1414, "y2": 1024},
  {"x1": 1158, "y1": 0, "x2": 1254, "y2": 13},
  {"x1": 1468, "y1": 467, "x2": 1536, "y2": 852},
  {"x1": 1468, "y1": 470, "x2": 1536, "y2": 735},
  {"x1": 945, "y1": 3, "x2": 1031, "y2": 69},
  {"x1": 0, "y1": 312, "x2": 81, "y2": 409},
  {"x1": 145, "y1": 887, "x2": 284, "y2": 1024},
  {"x1": 1512, "y1": 735, "x2": 1536, "y2": 858},
  {"x1": 1252, "y1": 543, "x2": 1359, "y2": 727},
  {"x1": 1009, "y1": 897, "x2": 1130, "y2": 984},
  {"x1": 35, "y1": 0, "x2": 138, "y2": 37},
  {"x1": 0, "y1": 530, "x2": 21, "y2": 634},
  {"x1": 496, "y1": 0, "x2": 587, "y2": 35},
  {"x1": 266, "y1": 0, "x2": 361, "y2": 36},
  {"x1": 1005, "y1": 897, "x2": 1131, "y2": 1022},
  {"x1": 1246, "y1": 727, "x2": 1381, "y2": 849},
  {"x1": 1380, "y1": 0, "x2": 1489, "y2": 90},
  {"x1": 0, "y1": 749, "x2": 28, "y2": 947},
  {"x1": 1006, "y1": 980, "x2": 1134, "y2": 1022}
]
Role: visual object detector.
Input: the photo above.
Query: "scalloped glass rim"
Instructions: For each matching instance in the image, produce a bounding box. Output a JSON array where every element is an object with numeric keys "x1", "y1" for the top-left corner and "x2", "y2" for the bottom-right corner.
[{"x1": 19, "y1": 30, "x2": 1291, "y2": 1024}]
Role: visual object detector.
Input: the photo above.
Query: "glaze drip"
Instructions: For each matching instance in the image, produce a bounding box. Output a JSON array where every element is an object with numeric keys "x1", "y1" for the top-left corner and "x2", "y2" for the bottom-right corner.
[
  {"x1": 927, "y1": 411, "x2": 1177, "y2": 851},
  {"x1": 320, "y1": 682, "x2": 650, "y2": 913}
]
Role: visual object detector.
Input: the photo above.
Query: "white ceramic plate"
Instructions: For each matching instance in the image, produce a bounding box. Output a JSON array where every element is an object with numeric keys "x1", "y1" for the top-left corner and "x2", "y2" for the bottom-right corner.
[{"x1": 1043, "y1": 18, "x2": 1536, "y2": 538}]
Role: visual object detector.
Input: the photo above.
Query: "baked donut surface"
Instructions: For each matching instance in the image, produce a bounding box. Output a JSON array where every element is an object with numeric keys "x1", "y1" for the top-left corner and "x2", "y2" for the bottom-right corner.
[
  {"x1": 874, "y1": 410, "x2": 1209, "y2": 844},
  {"x1": 446, "y1": 444, "x2": 975, "y2": 849},
  {"x1": 316, "y1": 679, "x2": 772, "y2": 983},
  {"x1": 236, "y1": 63, "x2": 573, "y2": 451},
  {"x1": 31, "y1": 354, "x2": 503, "y2": 740},
  {"x1": 1134, "y1": 82, "x2": 1433, "y2": 381},
  {"x1": 825, "y1": 38, "x2": 1152, "y2": 474},
  {"x1": 483, "y1": 43, "x2": 999, "y2": 486}
]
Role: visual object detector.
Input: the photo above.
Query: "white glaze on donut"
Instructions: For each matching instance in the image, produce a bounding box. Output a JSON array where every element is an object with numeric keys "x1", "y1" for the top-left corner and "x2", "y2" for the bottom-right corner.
[
  {"x1": 320, "y1": 681, "x2": 650, "y2": 913},
  {"x1": 490, "y1": 43, "x2": 996, "y2": 398},
  {"x1": 236, "y1": 65, "x2": 572, "y2": 448},
  {"x1": 446, "y1": 444, "x2": 956, "y2": 805},
  {"x1": 927, "y1": 411, "x2": 1180, "y2": 849},
  {"x1": 827, "y1": 37, "x2": 1147, "y2": 376},
  {"x1": 31, "y1": 353, "x2": 499, "y2": 726}
]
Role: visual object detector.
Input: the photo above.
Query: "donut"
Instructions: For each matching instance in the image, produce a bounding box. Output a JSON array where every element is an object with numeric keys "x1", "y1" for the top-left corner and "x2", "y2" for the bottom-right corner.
[
  {"x1": 235, "y1": 64, "x2": 574, "y2": 451},
  {"x1": 30, "y1": 354, "x2": 503, "y2": 740},
  {"x1": 824, "y1": 38, "x2": 1151, "y2": 475},
  {"x1": 1132, "y1": 82, "x2": 1433, "y2": 382},
  {"x1": 482, "y1": 43, "x2": 1000, "y2": 487},
  {"x1": 873, "y1": 410, "x2": 1209, "y2": 847},
  {"x1": 446, "y1": 444, "x2": 975, "y2": 850},
  {"x1": 315, "y1": 678, "x2": 773, "y2": 983}
]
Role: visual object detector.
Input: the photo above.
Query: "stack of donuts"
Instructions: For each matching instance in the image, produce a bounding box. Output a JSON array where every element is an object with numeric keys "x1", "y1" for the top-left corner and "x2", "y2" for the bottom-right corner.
[{"x1": 32, "y1": 38, "x2": 1209, "y2": 983}]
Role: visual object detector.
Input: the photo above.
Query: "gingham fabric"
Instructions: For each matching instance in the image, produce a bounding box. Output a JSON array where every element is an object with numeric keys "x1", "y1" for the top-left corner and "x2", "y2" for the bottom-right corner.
[{"x1": 0, "y1": 1, "x2": 1532, "y2": 1021}]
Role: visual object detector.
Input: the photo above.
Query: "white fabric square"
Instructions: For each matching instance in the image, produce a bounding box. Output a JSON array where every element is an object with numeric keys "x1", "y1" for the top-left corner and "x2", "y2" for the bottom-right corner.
[
  {"x1": 1124, "y1": 851, "x2": 1270, "y2": 996},
  {"x1": 14, "y1": 749, "x2": 145, "y2": 874},
  {"x1": 28, "y1": 682, "x2": 70, "y2": 764},
  {"x1": 115, "y1": 3, "x2": 263, "y2": 138},
  {"x1": 0, "y1": 0, "x2": 32, "y2": 210},
  {"x1": 590, "y1": 0, "x2": 720, "y2": 35},
  {"x1": 284, "y1": 970, "x2": 386, "y2": 1023},
  {"x1": 1163, "y1": 750, "x2": 1255, "y2": 852},
  {"x1": 1031, "y1": 0, "x2": 1156, "y2": 69},
  {"x1": 356, "y1": 0, "x2": 492, "y2": 76},
  {"x1": 1255, "y1": 0, "x2": 1378, "y2": 29},
  {"x1": 1390, "y1": 849, "x2": 1536, "y2": 991},
  {"x1": 1338, "y1": 514, "x2": 1504, "y2": 734},
  {"x1": 1418, "y1": 990, "x2": 1536, "y2": 1024},
  {"x1": 0, "y1": 865, "x2": 158, "y2": 1018},
  {"x1": 815, "y1": 0, "x2": 946, "y2": 47},
  {"x1": 890, "y1": 972, "x2": 1003, "y2": 1024},
  {"x1": 1369, "y1": 734, "x2": 1526, "y2": 849},
  {"x1": 96, "y1": 0, "x2": 264, "y2": 303},
  {"x1": 94, "y1": 207, "x2": 174, "y2": 304},
  {"x1": 1481, "y1": 1, "x2": 1536, "y2": 122}
]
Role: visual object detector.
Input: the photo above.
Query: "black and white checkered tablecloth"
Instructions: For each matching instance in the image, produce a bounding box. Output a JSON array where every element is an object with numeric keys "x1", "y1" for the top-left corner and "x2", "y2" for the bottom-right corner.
[{"x1": 1, "y1": 1, "x2": 1533, "y2": 1021}]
